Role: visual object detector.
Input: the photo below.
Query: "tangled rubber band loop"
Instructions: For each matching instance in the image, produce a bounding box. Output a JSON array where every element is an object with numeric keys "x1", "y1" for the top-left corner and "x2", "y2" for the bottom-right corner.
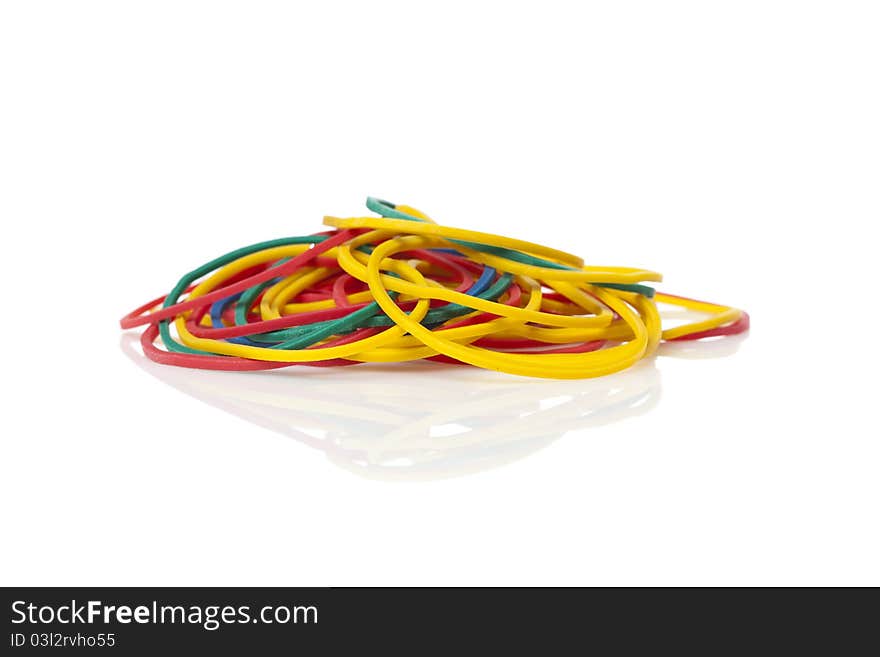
[{"x1": 120, "y1": 198, "x2": 748, "y2": 379}]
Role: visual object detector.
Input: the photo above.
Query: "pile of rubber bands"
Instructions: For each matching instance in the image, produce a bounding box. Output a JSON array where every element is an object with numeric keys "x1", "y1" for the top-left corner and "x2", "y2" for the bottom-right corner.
[{"x1": 120, "y1": 198, "x2": 749, "y2": 379}]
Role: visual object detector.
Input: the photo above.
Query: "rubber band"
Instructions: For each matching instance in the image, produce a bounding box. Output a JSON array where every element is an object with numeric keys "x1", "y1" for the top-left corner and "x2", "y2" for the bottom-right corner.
[{"x1": 120, "y1": 198, "x2": 748, "y2": 379}]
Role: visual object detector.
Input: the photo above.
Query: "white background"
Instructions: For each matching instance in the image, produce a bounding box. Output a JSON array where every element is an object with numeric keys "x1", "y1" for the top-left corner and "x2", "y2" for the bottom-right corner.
[{"x1": 1, "y1": 1, "x2": 878, "y2": 586}]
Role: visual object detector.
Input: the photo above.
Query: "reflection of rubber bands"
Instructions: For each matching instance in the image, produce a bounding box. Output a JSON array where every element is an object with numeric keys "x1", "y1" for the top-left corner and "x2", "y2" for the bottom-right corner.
[
  {"x1": 120, "y1": 332, "x2": 663, "y2": 481},
  {"x1": 120, "y1": 197, "x2": 748, "y2": 379}
]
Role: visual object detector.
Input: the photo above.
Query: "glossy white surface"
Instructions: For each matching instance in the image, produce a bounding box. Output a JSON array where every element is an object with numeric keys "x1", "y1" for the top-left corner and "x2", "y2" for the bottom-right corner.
[{"x1": 1, "y1": 1, "x2": 878, "y2": 585}]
